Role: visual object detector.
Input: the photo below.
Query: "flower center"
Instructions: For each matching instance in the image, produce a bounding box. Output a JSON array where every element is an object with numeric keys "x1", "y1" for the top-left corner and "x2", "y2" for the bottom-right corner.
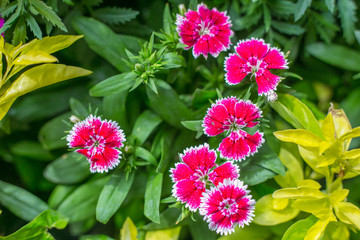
[
  {"x1": 192, "y1": 169, "x2": 211, "y2": 187},
  {"x1": 88, "y1": 135, "x2": 106, "y2": 151},
  {"x1": 224, "y1": 118, "x2": 246, "y2": 134},
  {"x1": 198, "y1": 22, "x2": 213, "y2": 36},
  {"x1": 247, "y1": 58, "x2": 263, "y2": 79},
  {"x1": 220, "y1": 198, "x2": 237, "y2": 216}
]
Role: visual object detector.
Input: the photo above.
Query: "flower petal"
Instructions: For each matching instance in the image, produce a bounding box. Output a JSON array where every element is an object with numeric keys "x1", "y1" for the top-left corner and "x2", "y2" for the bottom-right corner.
[
  {"x1": 255, "y1": 69, "x2": 281, "y2": 95},
  {"x1": 209, "y1": 162, "x2": 239, "y2": 186}
]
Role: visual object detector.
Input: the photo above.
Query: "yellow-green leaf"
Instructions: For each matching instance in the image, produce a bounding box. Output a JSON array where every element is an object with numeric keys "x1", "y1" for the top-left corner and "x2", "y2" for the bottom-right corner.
[
  {"x1": 321, "y1": 112, "x2": 336, "y2": 142},
  {"x1": 331, "y1": 107, "x2": 352, "y2": 149},
  {"x1": 304, "y1": 218, "x2": 330, "y2": 240},
  {"x1": 298, "y1": 179, "x2": 322, "y2": 189},
  {"x1": 317, "y1": 141, "x2": 342, "y2": 168},
  {"x1": 298, "y1": 146, "x2": 330, "y2": 177},
  {"x1": 145, "y1": 226, "x2": 181, "y2": 240},
  {"x1": 334, "y1": 202, "x2": 360, "y2": 229},
  {"x1": 13, "y1": 35, "x2": 83, "y2": 57},
  {"x1": 273, "y1": 187, "x2": 326, "y2": 200},
  {"x1": 120, "y1": 217, "x2": 137, "y2": 240},
  {"x1": 0, "y1": 64, "x2": 91, "y2": 120},
  {"x1": 343, "y1": 149, "x2": 360, "y2": 159},
  {"x1": 274, "y1": 130, "x2": 323, "y2": 147},
  {"x1": 274, "y1": 144, "x2": 304, "y2": 188},
  {"x1": 340, "y1": 127, "x2": 360, "y2": 142},
  {"x1": 323, "y1": 222, "x2": 350, "y2": 240},
  {"x1": 253, "y1": 194, "x2": 299, "y2": 226},
  {"x1": 13, "y1": 50, "x2": 58, "y2": 65},
  {"x1": 329, "y1": 189, "x2": 349, "y2": 205},
  {"x1": 0, "y1": 99, "x2": 15, "y2": 122},
  {"x1": 291, "y1": 199, "x2": 330, "y2": 215}
]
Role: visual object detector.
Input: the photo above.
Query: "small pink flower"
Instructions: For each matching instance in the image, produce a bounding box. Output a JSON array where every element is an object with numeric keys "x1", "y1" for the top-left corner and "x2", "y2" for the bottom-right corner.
[
  {"x1": 176, "y1": 3, "x2": 233, "y2": 59},
  {"x1": 170, "y1": 143, "x2": 239, "y2": 211},
  {"x1": 202, "y1": 97, "x2": 264, "y2": 161},
  {"x1": 0, "y1": 17, "x2": 4, "y2": 37},
  {"x1": 67, "y1": 115, "x2": 126, "y2": 173},
  {"x1": 224, "y1": 38, "x2": 288, "y2": 101},
  {"x1": 200, "y1": 179, "x2": 255, "y2": 235}
]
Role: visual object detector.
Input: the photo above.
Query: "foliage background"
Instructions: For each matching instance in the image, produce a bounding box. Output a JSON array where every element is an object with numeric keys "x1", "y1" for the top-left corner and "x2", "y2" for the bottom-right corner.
[{"x1": 1, "y1": 0, "x2": 360, "y2": 239}]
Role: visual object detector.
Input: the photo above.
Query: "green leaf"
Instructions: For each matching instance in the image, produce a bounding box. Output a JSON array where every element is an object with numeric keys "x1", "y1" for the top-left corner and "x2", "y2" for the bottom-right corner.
[
  {"x1": 338, "y1": 0, "x2": 357, "y2": 44},
  {"x1": 263, "y1": 4, "x2": 271, "y2": 32},
  {"x1": 72, "y1": 17, "x2": 140, "y2": 72},
  {"x1": 48, "y1": 185, "x2": 76, "y2": 209},
  {"x1": 0, "y1": 209, "x2": 68, "y2": 240},
  {"x1": 90, "y1": 72, "x2": 136, "y2": 97},
  {"x1": 147, "y1": 80, "x2": 193, "y2": 128},
  {"x1": 12, "y1": 16, "x2": 27, "y2": 46},
  {"x1": 192, "y1": 89, "x2": 217, "y2": 108},
  {"x1": 58, "y1": 177, "x2": 109, "y2": 223},
  {"x1": 120, "y1": 217, "x2": 137, "y2": 240},
  {"x1": 294, "y1": 0, "x2": 312, "y2": 21},
  {"x1": 142, "y1": 208, "x2": 181, "y2": 231},
  {"x1": 325, "y1": 0, "x2": 335, "y2": 12},
  {"x1": 307, "y1": 43, "x2": 360, "y2": 72},
  {"x1": 96, "y1": 171, "x2": 135, "y2": 224},
  {"x1": 81, "y1": 0, "x2": 102, "y2": 7},
  {"x1": 239, "y1": 164, "x2": 278, "y2": 186},
  {"x1": 144, "y1": 172, "x2": 163, "y2": 224},
  {"x1": 92, "y1": 7, "x2": 139, "y2": 25},
  {"x1": 132, "y1": 110, "x2": 162, "y2": 145},
  {"x1": 80, "y1": 235, "x2": 115, "y2": 240},
  {"x1": 44, "y1": 152, "x2": 91, "y2": 184},
  {"x1": 135, "y1": 147, "x2": 157, "y2": 166},
  {"x1": 181, "y1": 120, "x2": 203, "y2": 132},
  {"x1": 162, "y1": 52, "x2": 185, "y2": 69},
  {"x1": 39, "y1": 112, "x2": 71, "y2": 150},
  {"x1": 70, "y1": 98, "x2": 89, "y2": 118},
  {"x1": 25, "y1": 12, "x2": 42, "y2": 39},
  {"x1": 334, "y1": 202, "x2": 360, "y2": 229},
  {"x1": 274, "y1": 129, "x2": 323, "y2": 147},
  {"x1": 270, "y1": 94, "x2": 323, "y2": 138},
  {"x1": 103, "y1": 92, "x2": 128, "y2": 130},
  {"x1": 272, "y1": 21, "x2": 305, "y2": 35},
  {"x1": 10, "y1": 141, "x2": 52, "y2": 161},
  {"x1": 0, "y1": 180, "x2": 49, "y2": 221},
  {"x1": 282, "y1": 215, "x2": 318, "y2": 240},
  {"x1": 163, "y1": 3, "x2": 172, "y2": 34},
  {"x1": 189, "y1": 213, "x2": 217, "y2": 240},
  {"x1": 0, "y1": 64, "x2": 91, "y2": 120},
  {"x1": 28, "y1": 0, "x2": 67, "y2": 32}
]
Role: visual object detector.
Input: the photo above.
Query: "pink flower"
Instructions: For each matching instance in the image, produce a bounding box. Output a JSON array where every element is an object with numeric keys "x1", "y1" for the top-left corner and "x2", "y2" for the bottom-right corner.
[
  {"x1": 224, "y1": 38, "x2": 288, "y2": 101},
  {"x1": 200, "y1": 179, "x2": 255, "y2": 235},
  {"x1": 0, "y1": 17, "x2": 4, "y2": 37},
  {"x1": 176, "y1": 3, "x2": 233, "y2": 59},
  {"x1": 170, "y1": 143, "x2": 239, "y2": 211},
  {"x1": 67, "y1": 115, "x2": 126, "y2": 173},
  {"x1": 202, "y1": 97, "x2": 264, "y2": 161}
]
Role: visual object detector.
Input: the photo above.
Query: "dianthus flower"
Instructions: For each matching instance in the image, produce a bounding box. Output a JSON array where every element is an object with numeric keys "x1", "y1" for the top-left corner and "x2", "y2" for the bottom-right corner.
[
  {"x1": 170, "y1": 143, "x2": 239, "y2": 211},
  {"x1": 203, "y1": 97, "x2": 264, "y2": 161},
  {"x1": 0, "y1": 17, "x2": 4, "y2": 37},
  {"x1": 224, "y1": 38, "x2": 288, "y2": 101},
  {"x1": 67, "y1": 115, "x2": 126, "y2": 173},
  {"x1": 200, "y1": 179, "x2": 255, "y2": 235},
  {"x1": 176, "y1": 3, "x2": 233, "y2": 59}
]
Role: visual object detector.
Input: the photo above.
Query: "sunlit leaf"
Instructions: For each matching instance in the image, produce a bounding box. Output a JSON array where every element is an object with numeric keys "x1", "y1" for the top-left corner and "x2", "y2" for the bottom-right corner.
[
  {"x1": 282, "y1": 215, "x2": 318, "y2": 240},
  {"x1": 304, "y1": 218, "x2": 330, "y2": 240},
  {"x1": 274, "y1": 129, "x2": 323, "y2": 147},
  {"x1": 334, "y1": 202, "x2": 360, "y2": 229},
  {"x1": 144, "y1": 172, "x2": 163, "y2": 224},
  {"x1": 120, "y1": 217, "x2": 137, "y2": 240},
  {"x1": 145, "y1": 226, "x2": 181, "y2": 240}
]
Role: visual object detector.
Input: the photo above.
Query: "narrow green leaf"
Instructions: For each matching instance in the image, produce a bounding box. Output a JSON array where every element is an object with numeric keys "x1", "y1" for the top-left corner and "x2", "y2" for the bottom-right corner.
[
  {"x1": 12, "y1": 16, "x2": 27, "y2": 45},
  {"x1": 132, "y1": 110, "x2": 162, "y2": 145},
  {"x1": 146, "y1": 80, "x2": 193, "y2": 128},
  {"x1": 25, "y1": 12, "x2": 42, "y2": 39},
  {"x1": 294, "y1": 0, "x2": 312, "y2": 21},
  {"x1": 181, "y1": 120, "x2": 203, "y2": 132},
  {"x1": 272, "y1": 21, "x2": 305, "y2": 35},
  {"x1": 144, "y1": 172, "x2": 163, "y2": 224},
  {"x1": 263, "y1": 4, "x2": 271, "y2": 32},
  {"x1": 58, "y1": 177, "x2": 109, "y2": 223},
  {"x1": 307, "y1": 43, "x2": 360, "y2": 72},
  {"x1": 0, "y1": 4, "x2": 22, "y2": 35},
  {"x1": 282, "y1": 215, "x2": 318, "y2": 240},
  {"x1": 0, "y1": 209, "x2": 68, "y2": 240},
  {"x1": 338, "y1": 0, "x2": 357, "y2": 44},
  {"x1": 69, "y1": 98, "x2": 89, "y2": 118},
  {"x1": 72, "y1": 17, "x2": 140, "y2": 72},
  {"x1": 92, "y1": 7, "x2": 139, "y2": 25},
  {"x1": 325, "y1": 0, "x2": 335, "y2": 12},
  {"x1": 103, "y1": 92, "x2": 129, "y2": 130},
  {"x1": 96, "y1": 171, "x2": 135, "y2": 224},
  {"x1": 135, "y1": 147, "x2": 157, "y2": 166},
  {"x1": 28, "y1": 0, "x2": 67, "y2": 31},
  {"x1": 39, "y1": 112, "x2": 71, "y2": 150},
  {"x1": 10, "y1": 141, "x2": 52, "y2": 161},
  {"x1": 0, "y1": 180, "x2": 49, "y2": 221},
  {"x1": 163, "y1": 3, "x2": 172, "y2": 34},
  {"x1": 270, "y1": 94, "x2": 323, "y2": 138},
  {"x1": 48, "y1": 185, "x2": 76, "y2": 209},
  {"x1": 239, "y1": 164, "x2": 278, "y2": 186},
  {"x1": 44, "y1": 152, "x2": 90, "y2": 184},
  {"x1": 90, "y1": 72, "x2": 136, "y2": 97}
]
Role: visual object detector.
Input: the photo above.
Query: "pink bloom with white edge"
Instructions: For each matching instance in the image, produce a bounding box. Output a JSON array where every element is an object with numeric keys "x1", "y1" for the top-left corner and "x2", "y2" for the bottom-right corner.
[
  {"x1": 224, "y1": 38, "x2": 288, "y2": 101},
  {"x1": 170, "y1": 143, "x2": 239, "y2": 211},
  {"x1": 200, "y1": 178, "x2": 255, "y2": 235},
  {"x1": 176, "y1": 3, "x2": 233, "y2": 59},
  {"x1": 67, "y1": 115, "x2": 126, "y2": 173},
  {"x1": 202, "y1": 97, "x2": 264, "y2": 161}
]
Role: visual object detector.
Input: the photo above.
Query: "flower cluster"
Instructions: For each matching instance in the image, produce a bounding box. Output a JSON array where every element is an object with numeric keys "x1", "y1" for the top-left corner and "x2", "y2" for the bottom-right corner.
[
  {"x1": 171, "y1": 144, "x2": 255, "y2": 235},
  {"x1": 66, "y1": 115, "x2": 126, "y2": 173},
  {"x1": 176, "y1": 3, "x2": 233, "y2": 59},
  {"x1": 203, "y1": 97, "x2": 264, "y2": 161}
]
